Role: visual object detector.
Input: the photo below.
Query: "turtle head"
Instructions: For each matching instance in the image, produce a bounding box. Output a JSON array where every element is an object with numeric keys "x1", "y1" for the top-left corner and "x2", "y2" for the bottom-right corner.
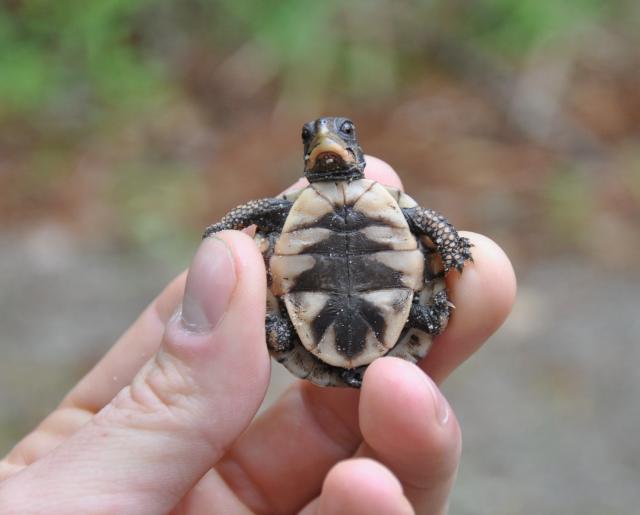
[{"x1": 301, "y1": 117, "x2": 366, "y2": 182}]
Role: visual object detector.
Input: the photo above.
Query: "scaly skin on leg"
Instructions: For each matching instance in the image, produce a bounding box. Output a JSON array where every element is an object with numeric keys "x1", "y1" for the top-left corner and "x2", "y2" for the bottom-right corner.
[
  {"x1": 203, "y1": 198, "x2": 293, "y2": 237},
  {"x1": 266, "y1": 312, "x2": 296, "y2": 353},
  {"x1": 403, "y1": 207, "x2": 473, "y2": 273},
  {"x1": 406, "y1": 290, "x2": 451, "y2": 335}
]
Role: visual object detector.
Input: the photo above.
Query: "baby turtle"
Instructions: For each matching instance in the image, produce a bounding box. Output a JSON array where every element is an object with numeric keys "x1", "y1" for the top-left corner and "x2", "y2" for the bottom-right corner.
[{"x1": 204, "y1": 116, "x2": 472, "y2": 388}]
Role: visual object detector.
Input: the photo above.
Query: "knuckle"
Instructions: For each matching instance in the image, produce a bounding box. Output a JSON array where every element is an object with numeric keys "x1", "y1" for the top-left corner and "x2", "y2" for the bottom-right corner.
[{"x1": 102, "y1": 351, "x2": 201, "y2": 432}]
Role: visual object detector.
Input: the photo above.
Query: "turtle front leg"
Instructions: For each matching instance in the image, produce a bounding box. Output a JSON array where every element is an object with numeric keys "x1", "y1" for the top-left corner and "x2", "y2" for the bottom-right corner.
[
  {"x1": 266, "y1": 312, "x2": 296, "y2": 353},
  {"x1": 203, "y1": 197, "x2": 293, "y2": 238},
  {"x1": 403, "y1": 207, "x2": 473, "y2": 273},
  {"x1": 406, "y1": 290, "x2": 451, "y2": 335}
]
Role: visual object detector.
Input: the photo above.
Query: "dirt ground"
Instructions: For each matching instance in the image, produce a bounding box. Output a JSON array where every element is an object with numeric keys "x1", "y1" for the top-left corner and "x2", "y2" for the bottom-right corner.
[{"x1": 1, "y1": 224, "x2": 638, "y2": 514}]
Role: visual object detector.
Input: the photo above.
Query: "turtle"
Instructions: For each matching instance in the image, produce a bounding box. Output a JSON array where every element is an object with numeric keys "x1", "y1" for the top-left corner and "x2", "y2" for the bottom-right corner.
[{"x1": 204, "y1": 116, "x2": 472, "y2": 388}]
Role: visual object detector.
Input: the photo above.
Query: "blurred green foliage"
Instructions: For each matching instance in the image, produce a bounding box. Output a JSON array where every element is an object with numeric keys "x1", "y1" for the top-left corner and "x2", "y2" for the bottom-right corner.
[
  {"x1": 457, "y1": 0, "x2": 610, "y2": 56},
  {"x1": 0, "y1": 0, "x2": 167, "y2": 122},
  {"x1": 0, "y1": 0, "x2": 625, "y2": 121}
]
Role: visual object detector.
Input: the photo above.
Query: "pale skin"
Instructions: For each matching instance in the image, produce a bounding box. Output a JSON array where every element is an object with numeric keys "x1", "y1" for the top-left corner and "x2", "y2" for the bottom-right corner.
[{"x1": 0, "y1": 156, "x2": 516, "y2": 515}]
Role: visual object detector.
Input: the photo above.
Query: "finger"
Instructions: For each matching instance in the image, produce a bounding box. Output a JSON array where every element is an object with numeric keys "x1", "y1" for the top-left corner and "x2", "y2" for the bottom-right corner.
[
  {"x1": 422, "y1": 231, "x2": 517, "y2": 383},
  {"x1": 365, "y1": 155, "x2": 405, "y2": 190},
  {"x1": 358, "y1": 357, "x2": 461, "y2": 513},
  {"x1": 0, "y1": 233, "x2": 271, "y2": 514},
  {"x1": 212, "y1": 385, "x2": 361, "y2": 513},
  {"x1": 299, "y1": 458, "x2": 414, "y2": 515},
  {"x1": 203, "y1": 232, "x2": 513, "y2": 513}
]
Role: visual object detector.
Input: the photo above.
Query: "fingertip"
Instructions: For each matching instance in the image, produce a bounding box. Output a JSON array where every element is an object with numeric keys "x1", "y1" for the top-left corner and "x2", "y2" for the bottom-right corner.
[
  {"x1": 187, "y1": 230, "x2": 268, "y2": 345},
  {"x1": 457, "y1": 231, "x2": 517, "y2": 307},
  {"x1": 364, "y1": 155, "x2": 404, "y2": 190},
  {"x1": 168, "y1": 231, "x2": 269, "y2": 380},
  {"x1": 424, "y1": 232, "x2": 517, "y2": 383},
  {"x1": 450, "y1": 232, "x2": 517, "y2": 333},
  {"x1": 325, "y1": 458, "x2": 404, "y2": 498},
  {"x1": 209, "y1": 229, "x2": 268, "y2": 283},
  {"x1": 359, "y1": 358, "x2": 461, "y2": 510},
  {"x1": 318, "y1": 458, "x2": 413, "y2": 515},
  {"x1": 360, "y1": 358, "x2": 460, "y2": 465}
]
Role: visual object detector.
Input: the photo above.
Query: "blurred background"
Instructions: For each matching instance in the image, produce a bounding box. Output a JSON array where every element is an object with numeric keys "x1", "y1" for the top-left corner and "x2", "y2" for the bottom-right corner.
[{"x1": 1, "y1": 1, "x2": 639, "y2": 513}]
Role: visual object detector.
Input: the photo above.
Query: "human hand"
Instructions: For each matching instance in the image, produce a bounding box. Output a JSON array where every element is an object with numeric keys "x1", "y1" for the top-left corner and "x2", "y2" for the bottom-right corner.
[{"x1": 0, "y1": 156, "x2": 516, "y2": 514}]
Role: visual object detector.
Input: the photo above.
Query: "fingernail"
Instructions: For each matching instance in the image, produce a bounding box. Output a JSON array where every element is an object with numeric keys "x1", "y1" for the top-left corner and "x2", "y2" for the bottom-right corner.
[
  {"x1": 426, "y1": 377, "x2": 449, "y2": 426},
  {"x1": 181, "y1": 237, "x2": 236, "y2": 333}
]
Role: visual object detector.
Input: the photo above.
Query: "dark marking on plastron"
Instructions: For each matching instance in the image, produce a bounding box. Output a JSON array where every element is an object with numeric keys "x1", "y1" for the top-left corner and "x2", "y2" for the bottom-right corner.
[
  {"x1": 301, "y1": 231, "x2": 394, "y2": 255},
  {"x1": 312, "y1": 294, "x2": 387, "y2": 358},
  {"x1": 359, "y1": 299, "x2": 386, "y2": 341},
  {"x1": 294, "y1": 207, "x2": 372, "y2": 232},
  {"x1": 285, "y1": 204, "x2": 407, "y2": 293},
  {"x1": 292, "y1": 204, "x2": 396, "y2": 256},
  {"x1": 290, "y1": 255, "x2": 405, "y2": 293},
  {"x1": 348, "y1": 258, "x2": 404, "y2": 291},
  {"x1": 293, "y1": 204, "x2": 406, "y2": 233},
  {"x1": 310, "y1": 296, "x2": 337, "y2": 347}
]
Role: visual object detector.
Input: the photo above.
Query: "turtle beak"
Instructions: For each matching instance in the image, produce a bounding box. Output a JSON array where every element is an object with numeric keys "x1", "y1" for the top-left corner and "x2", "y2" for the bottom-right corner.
[{"x1": 305, "y1": 128, "x2": 356, "y2": 173}]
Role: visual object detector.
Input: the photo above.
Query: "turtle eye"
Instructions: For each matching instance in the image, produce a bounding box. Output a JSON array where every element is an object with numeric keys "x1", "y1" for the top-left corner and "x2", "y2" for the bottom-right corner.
[
  {"x1": 301, "y1": 126, "x2": 311, "y2": 142},
  {"x1": 340, "y1": 120, "x2": 355, "y2": 137}
]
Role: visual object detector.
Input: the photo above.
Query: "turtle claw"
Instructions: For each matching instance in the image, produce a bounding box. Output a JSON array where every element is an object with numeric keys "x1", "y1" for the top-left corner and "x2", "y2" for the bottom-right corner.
[
  {"x1": 442, "y1": 236, "x2": 473, "y2": 274},
  {"x1": 402, "y1": 207, "x2": 473, "y2": 275}
]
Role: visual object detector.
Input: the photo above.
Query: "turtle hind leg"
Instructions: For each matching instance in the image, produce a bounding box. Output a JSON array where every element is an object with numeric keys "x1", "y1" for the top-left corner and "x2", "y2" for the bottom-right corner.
[
  {"x1": 266, "y1": 312, "x2": 296, "y2": 353},
  {"x1": 407, "y1": 290, "x2": 451, "y2": 336}
]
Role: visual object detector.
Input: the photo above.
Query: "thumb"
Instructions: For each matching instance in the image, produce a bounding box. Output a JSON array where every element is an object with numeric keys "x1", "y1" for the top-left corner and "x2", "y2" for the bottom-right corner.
[{"x1": 0, "y1": 232, "x2": 271, "y2": 514}]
